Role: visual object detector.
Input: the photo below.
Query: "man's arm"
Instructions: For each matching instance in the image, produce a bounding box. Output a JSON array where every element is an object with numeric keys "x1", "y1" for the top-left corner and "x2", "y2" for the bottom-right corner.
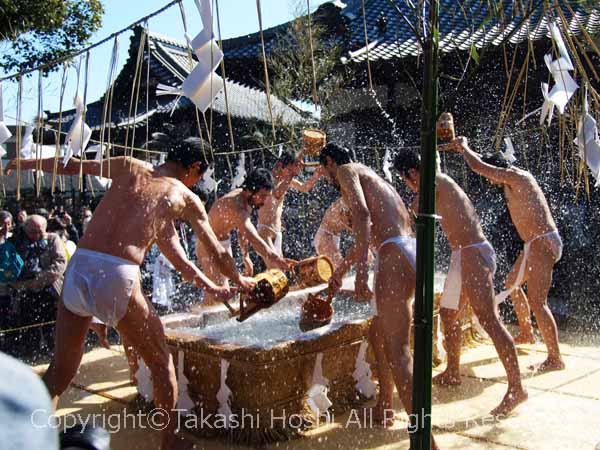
[
  {"x1": 238, "y1": 219, "x2": 289, "y2": 271},
  {"x1": 455, "y1": 137, "x2": 517, "y2": 185},
  {"x1": 6, "y1": 156, "x2": 130, "y2": 178},
  {"x1": 155, "y1": 222, "x2": 225, "y2": 294},
  {"x1": 290, "y1": 167, "x2": 324, "y2": 193},
  {"x1": 181, "y1": 192, "x2": 253, "y2": 291},
  {"x1": 337, "y1": 167, "x2": 371, "y2": 297}
]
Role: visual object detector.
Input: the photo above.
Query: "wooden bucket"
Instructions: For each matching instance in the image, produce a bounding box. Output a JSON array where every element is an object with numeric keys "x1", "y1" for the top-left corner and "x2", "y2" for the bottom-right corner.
[
  {"x1": 301, "y1": 129, "x2": 326, "y2": 156},
  {"x1": 300, "y1": 292, "x2": 334, "y2": 331},
  {"x1": 249, "y1": 269, "x2": 289, "y2": 306},
  {"x1": 294, "y1": 256, "x2": 334, "y2": 287},
  {"x1": 436, "y1": 112, "x2": 455, "y2": 142}
]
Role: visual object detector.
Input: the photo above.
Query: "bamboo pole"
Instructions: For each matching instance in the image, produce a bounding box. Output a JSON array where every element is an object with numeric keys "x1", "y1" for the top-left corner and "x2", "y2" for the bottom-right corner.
[{"x1": 410, "y1": 0, "x2": 439, "y2": 448}]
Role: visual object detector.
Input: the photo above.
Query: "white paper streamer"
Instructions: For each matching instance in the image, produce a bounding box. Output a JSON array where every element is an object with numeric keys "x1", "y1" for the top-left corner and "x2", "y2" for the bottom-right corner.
[
  {"x1": 216, "y1": 358, "x2": 233, "y2": 428},
  {"x1": 382, "y1": 148, "x2": 393, "y2": 182},
  {"x1": 152, "y1": 252, "x2": 176, "y2": 308},
  {"x1": 539, "y1": 21, "x2": 578, "y2": 125},
  {"x1": 63, "y1": 95, "x2": 91, "y2": 166},
  {"x1": 231, "y1": 153, "x2": 246, "y2": 188},
  {"x1": 501, "y1": 137, "x2": 516, "y2": 163},
  {"x1": 200, "y1": 166, "x2": 217, "y2": 192},
  {"x1": 352, "y1": 341, "x2": 376, "y2": 398},
  {"x1": 87, "y1": 144, "x2": 111, "y2": 189},
  {"x1": 20, "y1": 126, "x2": 34, "y2": 158},
  {"x1": 176, "y1": 350, "x2": 195, "y2": 414},
  {"x1": 0, "y1": 84, "x2": 12, "y2": 145},
  {"x1": 307, "y1": 353, "x2": 332, "y2": 416},
  {"x1": 574, "y1": 85, "x2": 600, "y2": 186},
  {"x1": 135, "y1": 357, "x2": 154, "y2": 402}
]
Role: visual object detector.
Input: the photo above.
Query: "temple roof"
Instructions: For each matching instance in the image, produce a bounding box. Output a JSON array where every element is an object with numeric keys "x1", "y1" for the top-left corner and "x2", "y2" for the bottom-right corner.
[{"x1": 47, "y1": 30, "x2": 305, "y2": 131}]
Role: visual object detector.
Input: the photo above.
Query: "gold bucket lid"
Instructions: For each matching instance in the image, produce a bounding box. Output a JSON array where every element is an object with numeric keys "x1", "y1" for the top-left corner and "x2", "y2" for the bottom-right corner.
[{"x1": 302, "y1": 129, "x2": 327, "y2": 156}]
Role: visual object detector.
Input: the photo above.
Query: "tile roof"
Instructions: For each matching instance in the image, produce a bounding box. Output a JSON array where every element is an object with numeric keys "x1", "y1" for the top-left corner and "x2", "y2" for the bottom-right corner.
[{"x1": 340, "y1": 0, "x2": 600, "y2": 62}]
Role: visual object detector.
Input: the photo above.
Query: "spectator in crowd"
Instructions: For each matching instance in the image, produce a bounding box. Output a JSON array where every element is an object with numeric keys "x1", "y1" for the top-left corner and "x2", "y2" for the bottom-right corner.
[
  {"x1": 11, "y1": 215, "x2": 67, "y2": 355},
  {"x1": 13, "y1": 209, "x2": 27, "y2": 243},
  {"x1": 16, "y1": 209, "x2": 27, "y2": 227},
  {"x1": 0, "y1": 211, "x2": 23, "y2": 350},
  {"x1": 47, "y1": 217, "x2": 77, "y2": 259},
  {"x1": 80, "y1": 207, "x2": 93, "y2": 235},
  {"x1": 33, "y1": 208, "x2": 49, "y2": 219}
]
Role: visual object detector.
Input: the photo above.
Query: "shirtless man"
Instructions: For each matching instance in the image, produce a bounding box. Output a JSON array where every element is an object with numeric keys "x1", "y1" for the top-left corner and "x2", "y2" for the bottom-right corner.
[
  {"x1": 319, "y1": 144, "x2": 438, "y2": 446},
  {"x1": 7, "y1": 137, "x2": 256, "y2": 450},
  {"x1": 457, "y1": 137, "x2": 564, "y2": 372},
  {"x1": 313, "y1": 197, "x2": 353, "y2": 268},
  {"x1": 197, "y1": 168, "x2": 291, "y2": 305},
  {"x1": 394, "y1": 147, "x2": 527, "y2": 418},
  {"x1": 256, "y1": 149, "x2": 324, "y2": 262}
]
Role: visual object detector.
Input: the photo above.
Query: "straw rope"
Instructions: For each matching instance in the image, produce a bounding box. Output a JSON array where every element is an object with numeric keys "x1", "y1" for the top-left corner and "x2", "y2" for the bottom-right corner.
[
  {"x1": 51, "y1": 63, "x2": 69, "y2": 194},
  {"x1": 256, "y1": 0, "x2": 277, "y2": 147}
]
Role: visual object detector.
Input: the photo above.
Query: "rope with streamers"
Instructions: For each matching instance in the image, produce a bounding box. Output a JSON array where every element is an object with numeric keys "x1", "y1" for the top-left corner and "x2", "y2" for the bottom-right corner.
[
  {"x1": 124, "y1": 28, "x2": 147, "y2": 164},
  {"x1": 306, "y1": 0, "x2": 320, "y2": 106},
  {"x1": 51, "y1": 63, "x2": 69, "y2": 194},
  {"x1": 16, "y1": 77, "x2": 22, "y2": 201},
  {"x1": 361, "y1": 0, "x2": 374, "y2": 92},
  {"x1": 78, "y1": 52, "x2": 91, "y2": 192},
  {"x1": 99, "y1": 36, "x2": 120, "y2": 179},
  {"x1": 36, "y1": 69, "x2": 45, "y2": 196},
  {"x1": 256, "y1": 0, "x2": 278, "y2": 147}
]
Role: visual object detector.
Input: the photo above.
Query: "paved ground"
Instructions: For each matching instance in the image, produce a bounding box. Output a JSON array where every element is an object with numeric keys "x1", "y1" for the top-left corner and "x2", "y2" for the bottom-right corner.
[{"x1": 33, "y1": 328, "x2": 600, "y2": 450}]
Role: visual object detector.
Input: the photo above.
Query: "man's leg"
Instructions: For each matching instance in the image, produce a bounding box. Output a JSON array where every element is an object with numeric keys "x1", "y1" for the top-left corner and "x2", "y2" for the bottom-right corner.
[
  {"x1": 432, "y1": 297, "x2": 467, "y2": 386},
  {"x1": 462, "y1": 251, "x2": 527, "y2": 417},
  {"x1": 43, "y1": 300, "x2": 92, "y2": 410},
  {"x1": 526, "y1": 241, "x2": 564, "y2": 372},
  {"x1": 364, "y1": 316, "x2": 395, "y2": 426},
  {"x1": 116, "y1": 287, "x2": 179, "y2": 450},
  {"x1": 197, "y1": 253, "x2": 228, "y2": 307},
  {"x1": 375, "y1": 244, "x2": 439, "y2": 449},
  {"x1": 505, "y1": 252, "x2": 535, "y2": 343}
]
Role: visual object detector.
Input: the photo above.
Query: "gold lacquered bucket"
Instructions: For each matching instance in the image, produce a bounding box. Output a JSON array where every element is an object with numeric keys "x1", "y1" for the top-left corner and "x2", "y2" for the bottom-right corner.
[
  {"x1": 249, "y1": 269, "x2": 289, "y2": 306},
  {"x1": 294, "y1": 256, "x2": 334, "y2": 287},
  {"x1": 302, "y1": 129, "x2": 327, "y2": 156},
  {"x1": 436, "y1": 112, "x2": 455, "y2": 142}
]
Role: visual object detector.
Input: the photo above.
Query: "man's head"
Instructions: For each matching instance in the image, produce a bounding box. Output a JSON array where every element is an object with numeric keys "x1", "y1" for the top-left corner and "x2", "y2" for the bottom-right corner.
[
  {"x1": 24, "y1": 215, "x2": 47, "y2": 242},
  {"x1": 275, "y1": 148, "x2": 301, "y2": 178},
  {"x1": 152, "y1": 133, "x2": 212, "y2": 187},
  {"x1": 481, "y1": 153, "x2": 512, "y2": 186},
  {"x1": 242, "y1": 168, "x2": 274, "y2": 209},
  {"x1": 16, "y1": 210, "x2": 27, "y2": 224},
  {"x1": 319, "y1": 143, "x2": 353, "y2": 187},
  {"x1": 393, "y1": 148, "x2": 421, "y2": 192},
  {"x1": 0, "y1": 211, "x2": 13, "y2": 238}
]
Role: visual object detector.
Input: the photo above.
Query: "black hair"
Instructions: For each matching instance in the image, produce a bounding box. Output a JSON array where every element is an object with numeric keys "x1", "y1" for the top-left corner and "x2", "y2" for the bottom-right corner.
[
  {"x1": 241, "y1": 168, "x2": 274, "y2": 194},
  {"x1": 277, "y1": 148, "x2": 298, "y2": 168},
  {"x1": 393, "y1": 148, "x2": 421, "y2": 176},
  {"x1": 149, "y1": 132, "x2": 212, "y2": 173},
  {"x1": 481, "y1": 152, "x2": 512, "y2": 169},
  {"x1": 319, "y1": 142, "x2": 353, "y2": 166}
]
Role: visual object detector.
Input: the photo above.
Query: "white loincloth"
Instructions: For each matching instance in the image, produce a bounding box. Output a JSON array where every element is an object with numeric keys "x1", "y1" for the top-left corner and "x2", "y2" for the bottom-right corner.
[
  {"x1": 495, "y1": 230, "x2": 563, "y2": 305},
  {"x1": 313, "y1": 227, "x2": 340, "y2": 252},
  {"x1": 219, "y1": 237, "x2": 233, "y2": 257},
  {"x1": 371, "y1": 236, "x2": 417, "y2": 316},
  {"x1": 62, "y1": 248, "x2": 140, "y2": 326},
  {"x1": 441, "y1": 240, "x2": 497, "y2": 311}
]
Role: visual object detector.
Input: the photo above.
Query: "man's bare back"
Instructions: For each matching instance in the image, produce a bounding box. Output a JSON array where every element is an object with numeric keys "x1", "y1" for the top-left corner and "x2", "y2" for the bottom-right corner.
[
  {"x1": 80, "y1": 157, "x2": 204, "y2": 264},
  {"x1": 206, "y1": 189, "x2": 252, "y2": 241},
  {"x1": 338, "y1": 163, "x2": 413, "y2": 246},
  {"x1": 321, "y1": 197, "x2": 352, "y2": 234},
  {"x1": 435, "y1": 173, "x2": 487, "y2": 248}
]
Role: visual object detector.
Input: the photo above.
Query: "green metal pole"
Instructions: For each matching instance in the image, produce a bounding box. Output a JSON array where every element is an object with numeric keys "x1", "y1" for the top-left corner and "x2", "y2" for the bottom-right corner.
[{"x1": 410, "y1": 0, "x2": 439, "y2": 449}]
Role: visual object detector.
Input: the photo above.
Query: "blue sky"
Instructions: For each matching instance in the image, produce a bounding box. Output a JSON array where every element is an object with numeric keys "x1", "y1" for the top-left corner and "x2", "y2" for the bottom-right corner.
[{"x1": 1, "y1": 0, "x2": 330, "y2": 124}]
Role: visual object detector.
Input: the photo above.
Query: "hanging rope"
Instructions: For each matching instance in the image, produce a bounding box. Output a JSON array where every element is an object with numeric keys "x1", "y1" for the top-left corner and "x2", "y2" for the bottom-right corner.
[
  {"x1": 16, "y1": 77, "x2": 22, "y2": 201},
  {"x1": 124, "y1": 28, "x2": 147, "y2": 165},
  {"x1": 35, "y1": 69, "x2": 45, "y2": 197},
  {"x1": 145, "y1": 24, "x2": 152, "y2": 162},
  {"x1": 51, "y1": 63, "x2": 69, "y2": 194},
  {"x1": 361, "y1": 0, "x2": 374, "y2": 92},
  {"x1": 215, "y1": 0, "x2": 244, "y2": 163},
  {"x1": 256, "y1": 0, "x2": 277, "y2": 147},
  {"x1": 177, "y1": 0, "x2": 211, "y2": 163},
  {"x1": 78, "y1": 52, "x2": 91, "y2": 191},
  {"x1": 306, "y1": 0, "x2": 320, "y2": 106},
  {"x1": 99, "y1": 36, "x2": 120, "y2": 179}
]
